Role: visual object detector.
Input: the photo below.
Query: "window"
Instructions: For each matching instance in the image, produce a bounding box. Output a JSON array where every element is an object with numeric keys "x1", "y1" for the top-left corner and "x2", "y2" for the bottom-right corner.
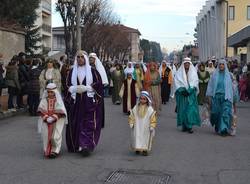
[
  {"x1": 228, "y1": 6, "x2": 235, "y2": 20},
  {"x1": 247, "y1": 6, "x2": 250, "y2": 20}
]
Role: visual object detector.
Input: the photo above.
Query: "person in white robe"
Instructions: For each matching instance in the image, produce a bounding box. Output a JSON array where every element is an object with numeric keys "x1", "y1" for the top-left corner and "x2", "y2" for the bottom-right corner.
[
  {"x1": 128, "y1": 91, "x2": 157, "y2": 156},
  {"x1": 37, "y1": 83, "x2": 67, "y2": 158},
  {"x1": 89, "y1": 53, "x2": 109, "y2": 86}
]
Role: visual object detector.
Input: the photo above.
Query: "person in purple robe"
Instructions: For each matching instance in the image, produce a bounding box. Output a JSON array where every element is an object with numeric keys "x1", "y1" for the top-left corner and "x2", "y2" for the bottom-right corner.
[{"x1": 64, "y1": 50, "x2": 103, "y2": 156}]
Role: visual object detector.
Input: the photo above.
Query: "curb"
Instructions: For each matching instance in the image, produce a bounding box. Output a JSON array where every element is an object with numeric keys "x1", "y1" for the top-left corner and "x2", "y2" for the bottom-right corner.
[{"x1": 0, "y1": 108, "x2": 27, "y2": 120}]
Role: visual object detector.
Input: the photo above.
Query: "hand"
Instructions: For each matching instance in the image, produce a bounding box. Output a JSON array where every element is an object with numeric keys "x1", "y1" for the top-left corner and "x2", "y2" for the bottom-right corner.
[
  {"x1": 47, "y1": 116, "x2": 55, "y2": 123},
  {"x1": 85, "y1": 85, "x2": 93, "y2": 92},
  {"x1": 149, "y1": 127, "x2": 155, "y2": 136},
  {"x1": 68, "y1": 86, "x2": 77, "y2": 93},
  {"x1": 129, "y1": 124, "x2": 134, "y2": 129},
  {"x1": 182, "y1": 90, "x2": 189, "y2": 97},
  {"x1": 76, "y1": 85, "x2": 87, "y2": 94},
  {"x1": 150, "y1": 127, "x2": 155, "y2": 132}
]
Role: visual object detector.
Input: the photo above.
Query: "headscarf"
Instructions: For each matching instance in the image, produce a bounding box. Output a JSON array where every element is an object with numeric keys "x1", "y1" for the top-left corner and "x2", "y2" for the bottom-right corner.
[
  {"x1": 71, "y1": 50, "x2": 93, "y2": 100},
  {"x1": 144, "y1": 62, "x2": 159, "y2": 90},
  {"x1": 174, "y1": 57, "x2": 199, "y2": 93},
  {"x1": 139, "y1": 90, "x2": 152, "y2": 105},
  {"x1": 159, "y1": 60, "x2": 172, "y2": 78},
  {"x1": 89, "y1": 53, "x2": 109, "y2": 85},
  {"x1": 124, "y1": 62, "x2": 134, "y2": 78},
  {"x1": 206, "y1": 59, "x2": 233, "y2": 103}
]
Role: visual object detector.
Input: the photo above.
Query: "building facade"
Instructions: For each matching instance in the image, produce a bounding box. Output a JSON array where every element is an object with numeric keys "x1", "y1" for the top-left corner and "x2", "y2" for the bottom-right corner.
[
  {"x1": 52, "y1": 25, "x2": 141, "y2": 61},
  {"x1": 34, "y1": 0, "x2": 52, "y2": 54},
  {"x1": 196, "y1": 0, "x2": 250, "y2": 61}
]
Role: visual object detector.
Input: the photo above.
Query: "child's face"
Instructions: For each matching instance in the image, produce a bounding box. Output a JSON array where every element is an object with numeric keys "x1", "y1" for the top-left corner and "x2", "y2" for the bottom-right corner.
[
  {"x1": 47, "y1": 90, "x2": 55, "y2": 98},
  {"x1": 139, "y1": 96, "x2": 148, "y2": 105}
]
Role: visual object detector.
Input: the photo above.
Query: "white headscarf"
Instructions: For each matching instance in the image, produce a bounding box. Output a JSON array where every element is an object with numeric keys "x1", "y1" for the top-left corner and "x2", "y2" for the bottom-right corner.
[
  {"x1": 174, "y1": 57, "x2": 199, "y2": 93},
  {"x1": 124, "y1": 62, "x2": 134, "y2": 77},
  {"x1": 140, "y1": 90, "x2": 152, "y2": 105},
  {"x1": 71, "y1": 50, "x2": 93, "y2": 100},
  {"x1": 159, "y1": 60, "x2": 172, "y2": 78},
  {"x1": 89, "y1": 52, "x2": 109, "y2": 85}
]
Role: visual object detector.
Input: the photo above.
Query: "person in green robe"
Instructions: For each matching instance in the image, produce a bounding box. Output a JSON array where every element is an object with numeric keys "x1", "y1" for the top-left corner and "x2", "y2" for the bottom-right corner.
[
  {"x1": 111, "y1": 63, "x2": 125, "y2": 105},
  {"x1": 206, "y1": 59, "x2": 233, "y2": 136},
  {"x1": 174, "y1": 57, "x2": 201, "y2": 134},
  {"x1": 197, "y1": 63, "x2": 210, "y2": 105}
]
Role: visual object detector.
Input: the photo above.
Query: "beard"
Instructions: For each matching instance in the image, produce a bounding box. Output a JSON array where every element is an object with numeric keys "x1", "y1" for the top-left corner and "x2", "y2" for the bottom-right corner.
[{"x1": 137, "y1": 104, "x2": 148, "y2": 118}]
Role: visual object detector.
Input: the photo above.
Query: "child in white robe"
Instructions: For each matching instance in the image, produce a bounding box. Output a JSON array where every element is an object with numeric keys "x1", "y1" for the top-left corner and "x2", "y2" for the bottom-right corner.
[
  {"x1": 37, "y1": 83, "x2": 67, "y2": 158},
  {"x1": 128, "y1": 91, "x2": 157, "y2": 156}
]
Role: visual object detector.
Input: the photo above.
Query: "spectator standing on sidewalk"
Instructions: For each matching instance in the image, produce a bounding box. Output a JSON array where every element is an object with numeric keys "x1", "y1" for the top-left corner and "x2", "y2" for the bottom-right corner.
[
  {"x1": 5, "y1": 58, "x2": 21, "y2": 111},
  {"x1": 0, "y1": 54, "x2": 6, "y2": 111},
  {"x1": 28, "y1": 59, "x2": 42, "y2": 116},
  {"x1": 17, "y1": 53, "x2": 30, "y2": 108}
]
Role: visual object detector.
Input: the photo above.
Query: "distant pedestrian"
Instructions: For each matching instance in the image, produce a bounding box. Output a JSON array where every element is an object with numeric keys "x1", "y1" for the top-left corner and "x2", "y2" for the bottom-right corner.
[
  {"x1": 197, "y1": 63, "x2": 210, "y2": 105},
  {"x1": 111, "y1": 63, "x2": 124, "y2": 105},
  {"x1": 144, "y1": 62, "x2": 161, "y2": 113},
  {"x1": 37, "y1": 83, "x2": 67, "y2": 159},
  {"x1": 119, "y1": 72, "x2": 140, "y2": 114},
  {"x1": 129, "y1": 91, "x2": 157, "y2": 156},
  {"x1": 159, "y1": 60, "x2": 173, "y2": 104},
  {"x1": 133, "y1": 62, "x2": 144, "y2": 91}
]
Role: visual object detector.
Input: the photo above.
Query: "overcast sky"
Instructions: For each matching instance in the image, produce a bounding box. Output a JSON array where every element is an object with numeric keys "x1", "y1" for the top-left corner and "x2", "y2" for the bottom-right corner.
[{"x1": 52, "y1": 0, "x2": 206, "y2": 52}]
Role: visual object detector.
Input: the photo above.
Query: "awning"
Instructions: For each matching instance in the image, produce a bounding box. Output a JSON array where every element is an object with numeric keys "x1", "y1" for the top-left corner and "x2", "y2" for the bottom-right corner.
[{"x1": 228, "y1": 25, "x2": 250, "y2": 47}]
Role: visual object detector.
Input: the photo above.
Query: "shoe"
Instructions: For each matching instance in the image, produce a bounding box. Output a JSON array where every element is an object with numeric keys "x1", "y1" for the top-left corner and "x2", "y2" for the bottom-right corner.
[
  {"x1": 187, "y1": 128, "x2": 194, "y2": 134},
  {"x1": 142, "y1": 151, "x2": 148, "y2": 156},
  {"x1": 182, "y1": 127, "x2": 187, "y2": 132},
  {"x1": 135, "y1": 151, "x2": 140, "y2": 155},
  {"x1": 80, "y1": 148, "x2": 91, "y2": 157},
  {"x1": 8, "y1": 108, "x2": 16, "y2": 112},
  {"x1": 48, "y1": 152, "x2": 58, "y2": 159}
]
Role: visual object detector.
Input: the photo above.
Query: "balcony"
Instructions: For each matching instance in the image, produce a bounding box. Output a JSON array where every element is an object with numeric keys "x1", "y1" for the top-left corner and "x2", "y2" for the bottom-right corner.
[
  {"x1": 42, "y1": 23, "x2": 51, "y2": 33},
  {"x1": 42, "y1": 0, "x2": 51, "y2": 14}
]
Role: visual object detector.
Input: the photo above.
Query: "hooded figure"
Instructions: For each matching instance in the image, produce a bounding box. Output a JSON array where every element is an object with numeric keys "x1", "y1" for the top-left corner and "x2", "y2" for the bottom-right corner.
[
  {"x1": 89, "y1": 52, "x2": 108, "y2": 128},
  {"x1": 37, "y1": 83, "x2": 67, "y2": 158},
  {"x1": 206, "y1": 60, "x2": 215, "y2": 76},
  {"x1": 206, "y1": 59, "x2": 233, "y2": 136},
  {"x1": 124, "y1": 62, "x2": 134, "y2": 78},
  {"x1": 174, "y1": 57, "x2": 201, "y2": 133},
  {"x1": 159, "y1": 60, "x2": 173, "y2": 104},
  {"x1": 64, "y1": 50, "x2": 103, "y2": 156},
  {"x1": 128, "y1": 91, "x2": 157, "y2": 156},
  {"x1": 144, "y1": 62, "x2": 161, "y2": 113}
]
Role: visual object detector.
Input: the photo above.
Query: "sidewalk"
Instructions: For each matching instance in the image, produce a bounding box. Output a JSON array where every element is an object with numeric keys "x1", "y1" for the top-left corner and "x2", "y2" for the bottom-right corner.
[{"x1": 0, "y1": 89, "x2": 27, "y2": 120}]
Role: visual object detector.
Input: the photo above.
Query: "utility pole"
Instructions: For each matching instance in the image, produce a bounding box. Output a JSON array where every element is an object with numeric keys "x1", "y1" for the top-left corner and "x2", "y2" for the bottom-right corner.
[{"x1": 76, "y1": 0, "x2": 81, "y2": 51}]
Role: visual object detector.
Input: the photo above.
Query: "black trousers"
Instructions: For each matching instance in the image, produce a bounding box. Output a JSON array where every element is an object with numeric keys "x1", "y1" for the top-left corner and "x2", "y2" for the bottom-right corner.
[{"x1": 28, "y1": 94, "x2": 40, "y2": 115}]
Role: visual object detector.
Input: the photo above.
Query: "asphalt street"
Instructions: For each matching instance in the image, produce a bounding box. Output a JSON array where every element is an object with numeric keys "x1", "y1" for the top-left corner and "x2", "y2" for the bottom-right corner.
[{"x1": 0, "y1": 98, "x2": 249, "y2": 184}]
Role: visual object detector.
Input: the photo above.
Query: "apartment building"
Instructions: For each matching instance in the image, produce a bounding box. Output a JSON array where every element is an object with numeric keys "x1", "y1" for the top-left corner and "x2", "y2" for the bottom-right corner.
[
  {"x1": 34, "y1": 0, "x2": 52, "y2": 54},
  {"x1": 196, "y1": 0, "x2": 250, "y2": 62}
]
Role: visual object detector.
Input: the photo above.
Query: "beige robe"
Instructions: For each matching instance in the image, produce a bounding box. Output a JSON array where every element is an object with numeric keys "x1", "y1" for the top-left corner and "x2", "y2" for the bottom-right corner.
[{"x1": 129, "y1": 105, "x2": 157, "y2": 151}]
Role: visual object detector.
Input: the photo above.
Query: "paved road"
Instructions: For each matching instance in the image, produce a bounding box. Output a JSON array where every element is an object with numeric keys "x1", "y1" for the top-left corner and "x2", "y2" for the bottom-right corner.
[{"x1": 0, "y1": 98, "x2": 250, "y2": 184}]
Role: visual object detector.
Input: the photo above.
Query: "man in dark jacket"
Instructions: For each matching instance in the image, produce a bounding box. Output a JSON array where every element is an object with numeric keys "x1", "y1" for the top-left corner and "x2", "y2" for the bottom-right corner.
[{"x1": 28, "y1": 59, "x2": 41, "y2": 116}]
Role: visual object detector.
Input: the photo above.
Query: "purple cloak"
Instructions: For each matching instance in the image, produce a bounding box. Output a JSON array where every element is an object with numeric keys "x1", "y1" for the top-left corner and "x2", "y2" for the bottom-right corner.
[{"x1": 64, "y1": 68, "x2": 103, "y2": 152}]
